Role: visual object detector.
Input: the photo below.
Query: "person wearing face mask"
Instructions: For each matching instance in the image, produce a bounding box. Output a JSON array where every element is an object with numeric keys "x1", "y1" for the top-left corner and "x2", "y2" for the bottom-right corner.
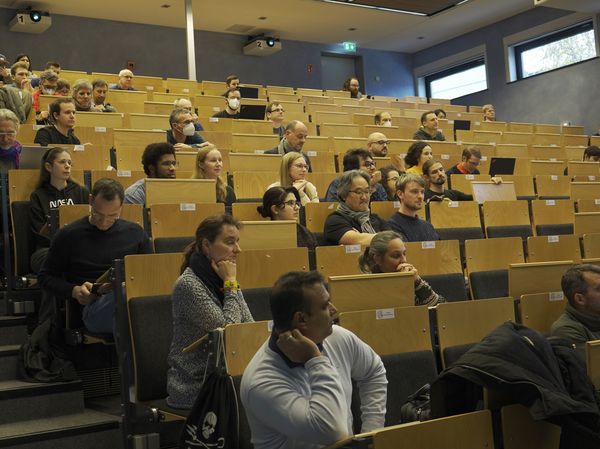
[
  {"x1": 33, "y1": 70, "x2": 59, "y2": 124},
  {"x1": 167, "y1": 108, "x2": 208, "y2": 150},
  {"x1": 374, "y1": 111, "x2": 392, "y2": 127},
  {"x1": 212, "y1": 88, "x2": 241, "y2": 119}
]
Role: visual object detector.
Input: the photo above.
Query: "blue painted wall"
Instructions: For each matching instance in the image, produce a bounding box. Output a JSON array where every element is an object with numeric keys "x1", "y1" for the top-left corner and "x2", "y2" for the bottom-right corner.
[
  {"x1": 0, "y1": 8, "x2": 414, "y2": 97},
  {"x1": 413, "y1": 7, "x2": 600, "y2": 134}
]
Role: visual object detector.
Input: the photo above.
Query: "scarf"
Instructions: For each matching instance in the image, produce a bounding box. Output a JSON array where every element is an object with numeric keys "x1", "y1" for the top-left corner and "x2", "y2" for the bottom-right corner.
[
  {"x1": 277, "y1": 137, "x2": 294, "y2": 155},
  {"x1": 188, "y1": 250, "x2": 225, "y2": 305},
  {"x1": 337, "y1": 202, "x2": 376, "y2": 234}
]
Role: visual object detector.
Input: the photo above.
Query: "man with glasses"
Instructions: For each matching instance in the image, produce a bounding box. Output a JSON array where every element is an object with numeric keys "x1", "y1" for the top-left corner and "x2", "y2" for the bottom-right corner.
[
  {"x1": 266, "y1": 101, "x2": 285, "y2": 138},
  {"x1": 39, "y1": 178, "x2": 152, "y2": 335},
  {"x1": 265, "y1": 120, "x2": 313, "y2": 171},
  {"x1": 325, "y1": 148, "x2": 388, "y2": 202},
  {"x1": 125, "y1": 143, "x2": 177, "y2": 204},
  {"x1": 167, "y1": 108, "x2": 209, "y2": 150},
  {"x1": 367, "y1": 132, "x2": 390, "y2": 157},
  {"x1": 173, "y1": 98, "x2": 203, "y2": 131},
  {"x1": 109, "y1": 69, "x2": 136, "y2": 91},
  {"x1": 446, "y1": 147, "x2": 483, "y2": 176}
]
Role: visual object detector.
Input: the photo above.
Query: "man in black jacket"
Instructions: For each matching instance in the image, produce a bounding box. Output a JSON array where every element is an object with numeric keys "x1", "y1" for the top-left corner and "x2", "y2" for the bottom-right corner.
[{"x1": 423, "y1": 159, "x2": 473, "y2": 203}]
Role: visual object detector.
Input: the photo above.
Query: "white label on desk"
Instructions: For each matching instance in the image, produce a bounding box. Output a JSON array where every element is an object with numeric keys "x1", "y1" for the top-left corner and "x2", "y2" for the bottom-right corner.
[
  {"x1": 307, "y1": 151, "x2": 317, "y2": 157},
  {"x1": 117, "y1": 170, "x2": 131, "y2": 177},
  {"x1": 447, "y1": 201, "x2": 458, "y2": 208},
  {"x1": 95, "y1": 126, "x2": 106, "y2": 133},
  {"x1": 267, "y1": 320, "x2": 274, "y2": 332},
  {"x1": 209, "y1": 117, "x2": 219, "y2": 123},
  {"x1": 545, "y1": 199, "x2": 555, "y2": 206},
  {"x1": 254, "y1": 150, "x2": 265, "y2": 154},
  {"x1": 457, "y1": 113, "x2": 462, "y2": 117},
  {"x1": 595, "y1": 198, "x2": 600, "y2": 205},
  {"x1": 33, "y1": 124, "x2": 44, "y2": 130},
  {"x1": 550, "y1": 175, "x2": 558, "y2": 181},
  {"x1": 547, "y1": 235, "x2": 559, "y2": 243},
  {"x1": 474, "y1": 121, "x2": 481, "y2": 126},
  {"x1": 180, "y1": 203, "x2": 196, "y2": 211},
  {"x1": 421, "y1": 241, "x2": 436, "y2": 249},
  {"x1": 448, "y1": 120, "x2": 454, "y2": 124},
  {"x1": 183, "y1": 88, "x2": 190, "y2": 93},
  {"x1": 212, "y1": 107, "x2": 221, "y2": 112},
  {"x1": 345, "y1": 244, "x2": 361, "y2": 254},
  {"x1": 441, "y1": 154, "x2": 449, "y2": 160},
  {"x1": 550, "y1": 158, "x2": 557, "y2": 161},
  {"x1": 393, "y1": 201, "x2": 400, "y2": 208},
  {"x1": 73, "y1": 145, "x2": 85, "y2": 152},
  {"x1": 481, "y1": 156, "x2": 488, "y2": 161},
  {"x1": 376, "y1": 309, "x2": 395, "y2": 320},
  {"x1": 588, "y1": 176, "x2": 596, "y2": 181},
  {"x1": 146, "y1": 86, "x2": 154, "y2": 91},
  {"x1": 466, "y1": 174, "x2": 475, "y2": 180},
  {"x1": 549, "y1": 291, "x2": 564, "y2": 301}
]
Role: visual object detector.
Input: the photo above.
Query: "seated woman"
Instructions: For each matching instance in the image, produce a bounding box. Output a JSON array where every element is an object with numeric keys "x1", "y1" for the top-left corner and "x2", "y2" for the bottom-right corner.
[
  {"x1": 29, "y1": 147, "x2": 90, "y2": 273},
  {"x1": 358, "y1": 230, "x2": 445, "y2": 306},
  {"x1": 167, "y1": 214, "x2": 253, "y2": 409},
  {"x1": 258, "y1": 186, "x2": 317, "y2": 250},
  {"x1": 379, "y1": 165, "x2": 400, "y2": 201},
  {"x1": 268, "y1": 152, "x2": 318, "y2": 206},
  {"x1": 0, "y1": 109, "x2": 22, "y2": 171},
  {"x1": 192, "y1": 144, "x2": 236, "y2": 206},
  {"x1": 71, "y1": 79, "x2": 93, "y2": 112},
  {"x1": 324, "y1": 170, "x2": 388, "y2": 246},
  {"x1": 404, "y1": 141, "x2": 433, "y2": 176}
]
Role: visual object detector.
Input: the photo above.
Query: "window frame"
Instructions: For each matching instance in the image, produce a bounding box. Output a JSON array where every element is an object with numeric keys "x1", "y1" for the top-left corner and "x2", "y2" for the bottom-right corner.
[
  {"x1": 424, "y1": 57, "x2": 487, "y2": 99},
  {"x1": 513, "y1": 20, "x2": 596, "y2": 80}
]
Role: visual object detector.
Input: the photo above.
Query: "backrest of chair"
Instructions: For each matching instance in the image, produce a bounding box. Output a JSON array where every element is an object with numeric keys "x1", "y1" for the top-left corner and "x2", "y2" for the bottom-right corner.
[
  {"x1": 124, "y1": 253, "x2": 183, "y2": 300},
  {"x1": 231, "y1": 133, "x2": 279, "y2": 153},
  {"x1": 239, "y1": 220, "x2": 297, "y2": 250},
  {"x1": 531, "y1": 199, "x2": 574, "y2": 227},
  {"x1": 59, "y1": 204, "x2": 144, "y2": 228},
  {"x1": 482, "y1": 200, "x2": 530, "y2": 230},
  {"x1": 508, "y1": 261, "x2": 573, "y2": 300},
  {"x1": 315, "y1": 245, "x2": 363, "y2": 278},
  {"x1": 571, "y1": 182, "x2": 600, "y2": 200},
  {"x1": 231, "y1": 202, "x2": 267, "y2": 221},
  {"x1": 91, "y1": 170, "x2": 146, "y2": 190},
  {"x1": 535, "y1": 175, "x2": 570, "y2": 198},
  {"x1": 232, "y1": 171, "x2": 277, "y2": 199},
  {"x1": 370, "y1": 201, "x2": 399, "y2": 221},
  {"x1": 328, "y1": 272, "x2": 415, "y2": 313},
  {"x1": 404, "y1": 239, "x2": 462, "y2": 275},
  {"x1": 501, "y1": 404, "x2": 561, "y2": 449},
  {"x1": 428, "y1": 200, "x2": 481, "y2": 230},
  {"x1": 304, "y1": 202, "x2": 337, "y2": 232},
  {"x1": 577, "y1": 199, "x2": 600, "y2": 213},
  {"x1": 472, "y1": 182, "x2": 517, "y2": 203},
  {"x1": 582, "y1": 233, "x2": 600, "y2": 258},
  {"x1": 448, "y1": 174, "x2": 490, "y2": 194},
  {"x1": 372, "y1": 410, "x2": 493, "y2": 449},
  {"x1": 568, "y1": 161, "x2": 600, "y2": 176},
  {"x1": 518, "y1": 292, "x2": 566, "y2": 334},
  {"x1": 149, "y1": 203, "x2": 225, "y2": 238},
  {"x1": 531, "y1": 161, "x2": 566, "y2": 176},
  {"x1": 10, "y1": 201, "x2": 34, "y2": 276},
  {"x1": 69, "y1": 145, "x2": 111, "y2": 171},
  {"x1": 228, "y1": 153, "x2": 281, "y2": 172},
  {"x1": 575, "y1": 212, "x2": 600, "y2": 236},
  {"x1": 501, "y1": 175, "x2": 535, "y2": 198},
  {"x1": 465, "y1": 236, "x2": 524, "y2": 274},
  {"x1": 9, "y1": 169, "x2": 84, "y2": 202},
  {"x1": 338, "y1": 306, "x2": 431, "y2": 355},
  {"x1": 237, "y1": 247, "x2": 309, "y2": 289},
  {"x1": 128, "y1": 113, "x2": 169, "y2": 130},
  {"x1": 145, "y1": 179, "x2": 216, "y2": 206},
  {"x1": 526, "y1": 234, "x2": 581, "y2": 263},
  {"x1": 306, "y1": 172, "x2": 338, "y2": 198},
  {"x1": 436, "y1": 297, "x2": 515, "y2": 368},
  {"x1": 586, "y1": 340, "x2": 600, "y2": 390},
  {"x1": 224, "y1": 321, "x2": 271, "y2": 377}
]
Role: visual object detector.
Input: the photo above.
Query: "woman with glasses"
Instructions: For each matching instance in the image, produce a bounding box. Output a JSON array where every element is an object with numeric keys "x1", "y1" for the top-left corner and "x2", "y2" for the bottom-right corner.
[
  {"x1": 167, "y1": 214, "x2": 253, "y2": 409},
  {"x1": 324, "y1": 170, "x2": 388, "y2": 246},
  {"x1": 358, "y1": 230, "x2": 445, "y2": 306},
  {"x1": 258, "y1": 186, "x2": 317, "y2": 250},
  {"x1": 268, "y1": 152, "x2": 319, "y2": 206},
  {"x1": 29, "y1": 147, "x2": 89, "y2": 273},
  {"x1": 404, "y1": 141, "x2": 433, "y2": 176},
  {"x1": 192, "y1": 144, "x2": 236, "y2": 206},
  {"x1": 379, "y1": 165, "x2": 401, "y2": 201},
  {"x1": 0, "y1": 109, "x2": 22, "y2": 171}
]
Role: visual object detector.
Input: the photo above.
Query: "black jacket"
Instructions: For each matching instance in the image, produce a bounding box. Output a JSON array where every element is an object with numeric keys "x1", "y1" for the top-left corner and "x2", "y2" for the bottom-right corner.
[{"x1": 431, "y1": 322, "x2": 600, "y2": 449}]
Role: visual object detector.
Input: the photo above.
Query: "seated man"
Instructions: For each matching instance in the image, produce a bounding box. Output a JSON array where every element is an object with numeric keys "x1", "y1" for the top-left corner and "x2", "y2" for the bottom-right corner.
[
  {"x1": 38, "y1": 178, "x2": 152, "y2": 335},
  {"x1": 551, "y1": 264, "x2": 600, "y2": 364},
  {"x1": 446, "y1": 146, "x2": 483, "y2": 176},
  {"x1": 583, "y1": 145, "x2": 600, "y2": 162},
  {"x1": 266, "y1": 101, "x2": 285, "y2": 138},
  {"x1": 367, "y1": 132, "x2": 389, "y2": 157},
  {"x1": 374, "y1": 111, "x2": 392, "y2": 127},
  {"x1": 265, "y1": 120, "x2": 312, "y2": 171},
  {"x1": 325, "y1": 148, "x2": 387, "y2": 202},
  {"x1": 32, "y1": 69, "x2": 59, "y2": 123},
  {"x1": 34, "y1": 98, "x2": 81, "y2": 146},
  {"x1": 225, "y1": 74, "x2": 240, "y2": 90},
  {"x1": 109, "y1": 69, "x2": 136, "y2": 91},
  {"x1": 413, "y1": 110, "x2": 445, "y2": 141},
  {"x1": 241, "y1": 271, "x2": 387, "y2": 449},
  {"x1": 387, "y1": 173, "x2": 440, "y2": 242},
  {"x1": 9, "y1": 62, "x2": 32, "y2": 120},
  {"x1": 91, "y1": 79, "x2": 117, "y2": 112},
  {"x1": 212, "y1": 88, "x2": 241, "y2": 119},
  {"x1": 343, "y1": 77, "x2": 363, "y2": 99},
  {"x1": 424, "y1": 159, "x2": 472, "y2": 203},
  {"x1": 173, "y1": 97, "x2": 202, "y2": 131},
  {"x1": 166, "y1": 108, "x2": 207, "y2": 150},
  {"x1": 124, "y1": 143, "x2": 177, "y2": 204},
  {"x1": 0, "y1": 54, "x2": 11, "y2": 85},
  {"x1": 482, "y1": 104, "x2": 495, "y2": 122}
]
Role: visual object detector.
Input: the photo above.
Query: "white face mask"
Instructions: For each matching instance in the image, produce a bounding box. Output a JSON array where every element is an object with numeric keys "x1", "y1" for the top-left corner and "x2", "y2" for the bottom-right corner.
[
  {"x1": 42, "y1": 88, "x2": 55, "y2": 95},
  {"x1": 228, "y1": 98, "x2": 240, "y2": 110},
  {"x1": 383, "y1": 121, "x2": 392, "y2": 127},
  {"x1": 182, "y1": 122, "x2": 196, "y2": 136}
]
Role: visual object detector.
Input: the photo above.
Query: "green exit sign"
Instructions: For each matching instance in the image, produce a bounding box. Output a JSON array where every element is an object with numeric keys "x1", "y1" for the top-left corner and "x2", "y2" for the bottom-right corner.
[{"x1": 343, "y1": 42, "x2": 357, "y2": 52}]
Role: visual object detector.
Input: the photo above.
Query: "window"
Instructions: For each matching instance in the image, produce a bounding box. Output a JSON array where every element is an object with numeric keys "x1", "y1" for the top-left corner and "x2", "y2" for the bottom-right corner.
[
  {"x1": 424, "y1": 58, "x2": 487, "y2": 100},
  {"x1": 514, "y1": 21, "x2": 596, "y2": 80}
]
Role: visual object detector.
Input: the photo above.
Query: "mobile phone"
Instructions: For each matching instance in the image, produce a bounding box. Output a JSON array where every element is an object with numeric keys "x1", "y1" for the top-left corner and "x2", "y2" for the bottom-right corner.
[{"x1": 90, "y1": 283, "x2": 102, "y2": 295}]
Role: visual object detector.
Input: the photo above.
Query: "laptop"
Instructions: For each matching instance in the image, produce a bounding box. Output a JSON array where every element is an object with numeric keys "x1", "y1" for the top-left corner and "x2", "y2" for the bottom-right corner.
[
  {"x1": 239, "y1": 104, "x2": 267, "y2": 120},
  {"x1": 238, "y1": 86, "x2": 259, "y2": 99},
  {"x1": 489, "y1": 157, "x2": 516, "y2": 176},
  {"x1": 453, "y1": 119, "x2": 471, "y2": 132},
  {"x1": 19, "y1": 145, "x2": 49, "y2": 169}
]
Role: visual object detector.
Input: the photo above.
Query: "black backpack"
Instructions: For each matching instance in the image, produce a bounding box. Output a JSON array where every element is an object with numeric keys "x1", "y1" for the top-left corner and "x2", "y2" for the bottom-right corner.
[
  {"x1": 400, "y1": 383, "x2": 431, "y2": 423},
  {"x1": 179, "y1": 330, "x2": 240, "y2": 449}
]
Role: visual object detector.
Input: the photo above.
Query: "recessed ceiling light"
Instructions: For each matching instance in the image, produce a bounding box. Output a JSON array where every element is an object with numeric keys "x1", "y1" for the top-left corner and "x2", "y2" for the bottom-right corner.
[
  {"x1": 258, "y1": 16, "x2": 267, "y2": 20},
  {"x1": 160, "y1": 4, "x2": 171, "y2": 8},
  {"x1": 417, "y1": 36, "x2": 424, "y2": 40},
  {"x1": 348, "y1": 27, "x2": 357, "y2": 31}
]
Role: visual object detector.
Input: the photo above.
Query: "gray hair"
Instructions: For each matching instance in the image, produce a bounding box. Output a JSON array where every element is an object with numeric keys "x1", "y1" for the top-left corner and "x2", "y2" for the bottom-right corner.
[
  {"x1": 39, "y1": 70, "x2": 59, "y2": 83},
  {"x1": 337, "y1": 169, "x2": 370, "y2": 201},
  {"x1": 358, "y1": 230, "x2": 403, "y2": 273},
  {"x1": 72, "y1": 79, "x2": 92, "y2": 96},
  {"x1": 396, "y1": 173, "x2": 426, "y2": 193},
  {"x1": 173, "y1": 98, "x2": 192, "y2": 108},
  {"x1": 0, "y1": 108, "x2": 20, "y2": 128},
  {"x1": 169, "y1": 108, "x2": 189, "y2": 126}
]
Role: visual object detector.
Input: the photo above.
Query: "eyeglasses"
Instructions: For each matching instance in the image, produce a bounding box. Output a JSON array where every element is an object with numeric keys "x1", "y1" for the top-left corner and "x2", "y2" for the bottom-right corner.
[
  {"x1": 374, "y1": 140, "x2": 390, "y2": 145},
  {"x1": 90, "y1": 208, "x2": 120, "y2": 223},
  {"x1": 160, "y1": 160, "x2": 178, "y2": 167},
  {"x1": 0, "y1": 132, "x2": 17, "y2": 137},
  {"x1": 292, "y1": 163, "x2": 309, "y2": 170},
  {"x1": 349, "y1": 189, "x2": 371, "y2": 197},
  {"x1": 283, "y1": 200, "x2": 301, "y2": 208},
  {"x1": 270, "y1": 108, "x2": 285, "y2": 113},
  {"x1": 364, "y1": 161, "x2": 376, "y2": 168}
]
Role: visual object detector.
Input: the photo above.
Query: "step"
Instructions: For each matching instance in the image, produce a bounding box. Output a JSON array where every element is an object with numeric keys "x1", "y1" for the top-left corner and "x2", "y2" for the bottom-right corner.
[
  {"x1": 0, "y1": 380, "x2": 84, "y2": 425},
  {"x1": 0, "y1": 408, "x2": 121, "y2": 449},
  {"x1": 0, "y1": 316, "x2": 28, "y2": 346},
  {"x1": 0, "y1": 345, "x2": 20, "y2": 381}
]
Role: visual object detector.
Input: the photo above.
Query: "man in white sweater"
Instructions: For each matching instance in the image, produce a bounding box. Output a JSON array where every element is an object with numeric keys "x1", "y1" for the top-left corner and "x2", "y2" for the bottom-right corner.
[{"x1": 240, "y1": 271, "x2": 387, "y2": 449}]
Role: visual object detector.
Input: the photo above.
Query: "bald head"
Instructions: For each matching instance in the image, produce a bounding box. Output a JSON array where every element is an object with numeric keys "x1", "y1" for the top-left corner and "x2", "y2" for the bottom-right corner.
[
  {"x1": 284, "y1": 120, "x2": 308, "y2": 151},
  {"x1": 367, "y1": 132, "x2": 389, "y2": 157}
]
